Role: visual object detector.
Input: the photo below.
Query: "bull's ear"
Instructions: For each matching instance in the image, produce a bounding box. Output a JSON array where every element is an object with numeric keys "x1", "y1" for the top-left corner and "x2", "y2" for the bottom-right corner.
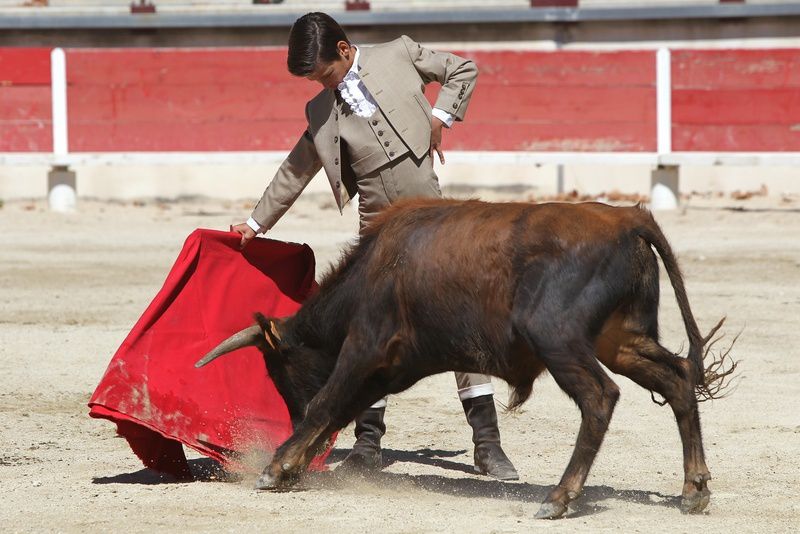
[{"x1": 254, "y1": 313, "x2": 283, "y2": 351}]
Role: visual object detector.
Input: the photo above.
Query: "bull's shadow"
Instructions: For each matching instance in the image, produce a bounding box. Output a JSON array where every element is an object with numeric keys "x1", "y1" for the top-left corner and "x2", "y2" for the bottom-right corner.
[{"x1": 316, "y1": 447, "x2": 681, "y2": 518}]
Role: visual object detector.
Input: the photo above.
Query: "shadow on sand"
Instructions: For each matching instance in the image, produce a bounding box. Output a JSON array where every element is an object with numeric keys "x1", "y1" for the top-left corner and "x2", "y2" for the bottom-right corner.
[{"x1": 92, "y1": 447, "x2": 681, "y2": 517}]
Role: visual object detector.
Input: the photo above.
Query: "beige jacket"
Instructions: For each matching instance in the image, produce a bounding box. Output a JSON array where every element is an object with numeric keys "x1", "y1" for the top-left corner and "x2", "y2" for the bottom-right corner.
[{"x1": 250, "y1": 35, "x2": 478, "y2": 231}]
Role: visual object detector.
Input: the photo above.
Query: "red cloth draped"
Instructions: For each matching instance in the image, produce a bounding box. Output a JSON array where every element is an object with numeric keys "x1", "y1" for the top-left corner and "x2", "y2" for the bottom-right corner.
[{"x1": 88, "y1": 229, "x2": 333, "y2": 477}]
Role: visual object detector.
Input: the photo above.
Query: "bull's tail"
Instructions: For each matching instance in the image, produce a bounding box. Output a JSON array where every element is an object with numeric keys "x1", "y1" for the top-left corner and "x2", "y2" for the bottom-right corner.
[{"x1": 636, "y1": 209, "x2": 738, "y2": 401}]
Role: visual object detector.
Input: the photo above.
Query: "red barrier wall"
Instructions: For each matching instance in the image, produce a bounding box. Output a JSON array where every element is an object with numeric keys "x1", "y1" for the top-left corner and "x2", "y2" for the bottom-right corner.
[
  {"x1": 672, "y1": 49, "x2": 800, "y2": 151},
  {"x1": 2, "y1": 47, "x2": 799, "y2": 153},
  {"x1": 62, "y1": 48, "x2": 655, "y2": 152},
  {"x1": 446, "y1": 50, "x2": 656, "y2": 151},
  {"x1": 65, "y1": 48, "x2": 317, "y2": 152},
  {"x1": 0, "y1": 48, "x2": 52, "y2": 152}
]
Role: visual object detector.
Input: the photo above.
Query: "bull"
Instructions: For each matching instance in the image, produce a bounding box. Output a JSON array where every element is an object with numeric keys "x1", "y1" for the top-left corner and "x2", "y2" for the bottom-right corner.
[{"x1": 197, "y1": 198, "x2": 736, "y2": 519}]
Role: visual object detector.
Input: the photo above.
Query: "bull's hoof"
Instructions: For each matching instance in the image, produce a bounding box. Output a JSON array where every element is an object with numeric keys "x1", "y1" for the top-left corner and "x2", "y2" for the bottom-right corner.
[
  {"x1": 535, "y1": 500, "x2": 568, "y2": 520},
  {"x1": 680, "y1": 473, "x2": 711, "y2": 514},
  {"x1": 254, "y1": 472, "x2": 280, "y2": 491},
  {"x1": 680, "y1": 487, "x2": 711, "y2": 514}
]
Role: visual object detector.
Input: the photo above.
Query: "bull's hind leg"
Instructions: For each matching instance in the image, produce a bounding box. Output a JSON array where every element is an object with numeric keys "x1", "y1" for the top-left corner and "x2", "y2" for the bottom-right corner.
[
  {"x1": 512, "y1": 263, "x2": 622, "y2": 519},
  {"x1": 531, "y1": 346, "x2": 621, "y2": 519},
  {"x1": 600, "y1": 333, "x2": 711, "y2": 514}
]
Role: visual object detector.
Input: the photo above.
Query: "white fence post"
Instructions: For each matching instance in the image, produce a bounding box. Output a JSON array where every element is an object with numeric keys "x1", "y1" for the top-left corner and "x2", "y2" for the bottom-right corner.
[
  {"x1": 49, "y1": 47, "x2": 76, "y2": 212},
  {"x1": 51, "y1": 48, "x2": 68, "y2": 160},
  {"x1": 651, "y1": 47, "x2": 679, "y2": 210}
]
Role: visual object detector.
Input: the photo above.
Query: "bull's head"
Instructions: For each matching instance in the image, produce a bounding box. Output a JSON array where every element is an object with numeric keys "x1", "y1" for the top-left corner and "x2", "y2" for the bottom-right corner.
[{"x1": 195, "y1": 313, "x2": 330, "y2": 427}]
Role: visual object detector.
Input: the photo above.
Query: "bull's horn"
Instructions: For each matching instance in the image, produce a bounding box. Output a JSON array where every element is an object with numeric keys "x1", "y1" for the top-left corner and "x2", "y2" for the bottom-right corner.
[{"x1": 195, "y1": 324, "x2": 262, "y2": 368}]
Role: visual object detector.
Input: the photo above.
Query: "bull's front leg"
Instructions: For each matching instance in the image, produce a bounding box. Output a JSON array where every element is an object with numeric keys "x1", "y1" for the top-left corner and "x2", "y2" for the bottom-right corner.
[
  {"x1": 254, "y1": 406, "x2": 339, "y2": 490},
  {"x1": 256, "y1": 341, "x2": 389, "y2": 490}
]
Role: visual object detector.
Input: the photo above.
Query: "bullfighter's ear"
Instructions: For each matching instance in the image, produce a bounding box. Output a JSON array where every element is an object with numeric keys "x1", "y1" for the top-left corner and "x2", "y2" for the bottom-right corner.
[{"x1": 254, "y1": 313, "x2": 283, "y2": 351}]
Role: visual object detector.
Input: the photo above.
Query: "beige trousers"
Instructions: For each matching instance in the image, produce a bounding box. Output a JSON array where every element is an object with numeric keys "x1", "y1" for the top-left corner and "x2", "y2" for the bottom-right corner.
[{"x1": 354, "y1": 152, "x2": 493, "y2": 408}]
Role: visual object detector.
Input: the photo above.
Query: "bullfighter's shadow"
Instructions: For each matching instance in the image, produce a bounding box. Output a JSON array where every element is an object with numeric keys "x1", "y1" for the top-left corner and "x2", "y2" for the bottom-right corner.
[{"x1": 327, "y1": 446, "x2": 477, "y2": 475}]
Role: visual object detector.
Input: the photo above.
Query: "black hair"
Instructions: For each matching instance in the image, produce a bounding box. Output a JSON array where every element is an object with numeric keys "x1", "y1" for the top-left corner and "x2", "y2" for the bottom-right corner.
[{"x1": 287, "y1": 12, "x2": 350, "y2": 77}]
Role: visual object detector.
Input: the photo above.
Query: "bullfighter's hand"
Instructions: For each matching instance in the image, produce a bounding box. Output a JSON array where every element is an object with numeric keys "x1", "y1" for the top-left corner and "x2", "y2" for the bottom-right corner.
[
  {"x1": 231, "y1": 222, "x2": 257, "y2": 250},
  {"x1": 430, "y1": 116, "x2": 445, "y2": 165}
]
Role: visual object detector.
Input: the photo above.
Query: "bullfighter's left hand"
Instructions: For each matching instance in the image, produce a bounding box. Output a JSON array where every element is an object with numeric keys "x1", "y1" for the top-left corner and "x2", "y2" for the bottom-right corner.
[
  {"x1": 231, "y1": 222, "x2": 257, "y2": 250},
  {"x1": 430, "y1": 116, "x2": 446, "y2": 165}
]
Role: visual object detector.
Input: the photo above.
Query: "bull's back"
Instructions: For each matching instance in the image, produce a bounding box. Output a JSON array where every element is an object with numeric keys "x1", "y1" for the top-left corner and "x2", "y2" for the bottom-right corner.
[
  {"x1": 361, "y1": 200, "x2": 647, "y2": 318},
  {"x1": 368, "y1": 199, "x2": 646, "y2": 278}
]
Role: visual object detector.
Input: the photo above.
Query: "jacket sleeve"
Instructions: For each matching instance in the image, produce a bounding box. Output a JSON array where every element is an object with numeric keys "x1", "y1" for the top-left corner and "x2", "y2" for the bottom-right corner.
[
  {"x1": 250, "y1": 123, "x2": 322, "y2": 232},
  {"x1": 400, "y1": 34, "x2": 478, "y2": 122}
]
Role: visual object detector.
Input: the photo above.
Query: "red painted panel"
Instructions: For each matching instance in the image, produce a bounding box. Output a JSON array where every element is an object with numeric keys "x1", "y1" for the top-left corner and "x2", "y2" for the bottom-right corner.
[
  {"x1": 0, "y1": 49, "x2": 52, "y2": 151},
  {"x1": 69, "y1": 119, "x2": 308, "y2": 152},
  {"x1": 447, "y1": 121, "x2": 656, "y2": 152},
  {"x1": 0, "y1": 86, "x2": 52, "y2": 120},
  {"x1": 68, "y1": 83, "x2": 306, "y2": 122},
  {"x1": 467, "y1": 85, "x2": 655, "y2": 123},
  {"x1": 0, "y1": 121, "x2": 52, "y2": 152},
  {"x1": 673, "y1": 49, "x2": 800, "y2": 89},
  {"x1": 66, "y1": 48, "x2": 318, "y2": 151},
  {"x1": 673, "y1": 89, "x2": 800, "y2": 125},
  {"x1": 453, "y1": 50, "x2": 655, "y2": 87},
  {"x1": 0, "y1": 71, "x2": 52, "y2": 151},
  {"x1": 66, "y1": 48, "x2": 294, "y2": 85},
  {"x1": 0, "y1": 48, "x2": 50, "y2": 85},
  {"x1": 672, "y1": 49, "x2": 800, "y2": 150},
  {"x1": 673, "y1": 124, "x2": 800, "y2": 152}
]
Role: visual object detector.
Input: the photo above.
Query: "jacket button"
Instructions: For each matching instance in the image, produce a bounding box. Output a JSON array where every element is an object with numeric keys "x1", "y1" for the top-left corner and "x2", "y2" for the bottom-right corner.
[
  {"x1": 335, "y1": 181, "x2": 340, "y2": 188},
  {"x1": 452, "y1": 103, "x2": 458, "y2": 109},
  {"x1": 389, "y1": 151, "x2": 395, "y2": 157},
  {"x1": 384, "y1": 141, "x2": 390, "y2": 147},
  {"x1": 372, "y1": 119, "x2": 378, "y2": 126},
  {"x1": 334, "y1": 136, "x2": 338, "y2": 143},
  {"x1": 378, "y1": 130, "x2": 384, "y2": 136},
  {"x1": 334, "y1": 158, "x2": 339, "y2": 165}
]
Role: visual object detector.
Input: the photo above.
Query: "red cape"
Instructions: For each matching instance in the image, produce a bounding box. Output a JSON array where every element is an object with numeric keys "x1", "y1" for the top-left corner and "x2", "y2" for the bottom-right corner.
[{"x1": 89, "y1": 229, "x2": 333, "y2": 477}]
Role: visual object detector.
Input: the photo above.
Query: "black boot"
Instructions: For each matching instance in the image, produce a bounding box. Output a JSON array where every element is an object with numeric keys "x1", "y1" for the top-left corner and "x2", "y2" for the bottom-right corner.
[
  {"x1": 462, "y1": 395, "x2": 519, "y2": 481},
  {"x1": 338, "y1": 407, "x2": 386, "y2": 473}
]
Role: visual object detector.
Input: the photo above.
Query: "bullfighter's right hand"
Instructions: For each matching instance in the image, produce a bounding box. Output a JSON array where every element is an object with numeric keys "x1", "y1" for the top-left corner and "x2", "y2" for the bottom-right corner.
[{"x1": 231, "y1": 222, "x2": 257, "y2": 250}]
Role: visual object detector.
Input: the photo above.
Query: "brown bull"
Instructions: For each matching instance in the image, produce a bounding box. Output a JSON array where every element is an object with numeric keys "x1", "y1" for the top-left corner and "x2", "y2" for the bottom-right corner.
[{"x1": 197, "y1": 199, "x2": 735, "y2": 519}]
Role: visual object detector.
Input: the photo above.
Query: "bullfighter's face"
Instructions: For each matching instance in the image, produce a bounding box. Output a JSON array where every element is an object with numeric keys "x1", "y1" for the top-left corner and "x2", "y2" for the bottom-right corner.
[{"x1": 305, "y1": 41, "x2": 355, "y2": 90}]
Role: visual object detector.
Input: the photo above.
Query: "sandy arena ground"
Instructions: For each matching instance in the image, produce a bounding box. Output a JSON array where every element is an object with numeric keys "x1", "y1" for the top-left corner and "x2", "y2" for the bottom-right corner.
[{"x1": 1, "y1": 189, "x2": 799, "y2": 533}]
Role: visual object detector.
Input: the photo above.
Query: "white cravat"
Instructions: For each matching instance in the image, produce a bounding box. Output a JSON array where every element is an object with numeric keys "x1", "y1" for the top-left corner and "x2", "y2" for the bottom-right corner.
[{"x1": 338, "y1": 46, "x2": 378, "y2": 118}]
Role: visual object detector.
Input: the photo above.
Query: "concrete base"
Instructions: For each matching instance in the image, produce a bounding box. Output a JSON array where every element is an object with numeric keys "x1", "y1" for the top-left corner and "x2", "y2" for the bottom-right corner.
[
  {"x1": 2, "y1": 161, "x2": 799, "y2": 203},
  {"x1": 650, "y1": 164, "x2": 680, "y2": 210},
  {"x1": 47, "y1": 165, "x2": 77, "y2": 212}
]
